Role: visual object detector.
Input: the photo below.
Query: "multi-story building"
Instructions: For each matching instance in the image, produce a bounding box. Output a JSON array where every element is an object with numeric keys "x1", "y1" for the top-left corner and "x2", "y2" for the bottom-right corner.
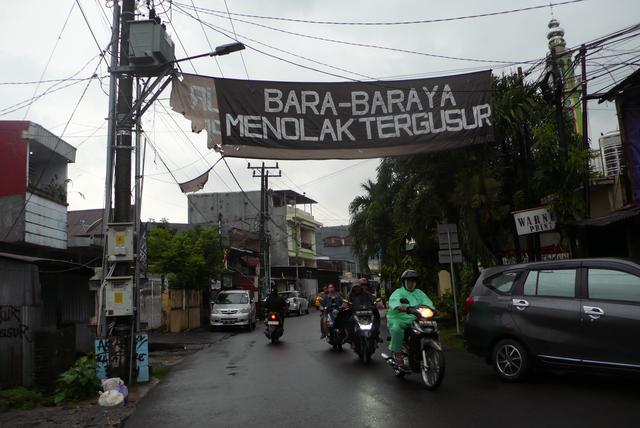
[
  {"x1": 599, "y1": 131, "x2": 625, "y2": 177},
  {"x1": 0, "y1": 121, "x2": 76, "y2": 250},
  {"x1": 188, "y1": 189, "x2": 322, "y2": 274}
]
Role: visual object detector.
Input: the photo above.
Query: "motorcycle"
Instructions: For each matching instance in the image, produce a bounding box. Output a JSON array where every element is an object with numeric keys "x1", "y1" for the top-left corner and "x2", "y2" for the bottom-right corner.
[
  {"x1": 325, "y1": 305, "x2": 349, "y2": 350},
  {"x1": 351, "y1": 308, "x2": 377, "y2": 364},
  {"x1": 381, "y1": 303, "x2": 445, "y2": 390},
  {"x1": 264, "y1": 311, "x2": 284, "y2": 344}
]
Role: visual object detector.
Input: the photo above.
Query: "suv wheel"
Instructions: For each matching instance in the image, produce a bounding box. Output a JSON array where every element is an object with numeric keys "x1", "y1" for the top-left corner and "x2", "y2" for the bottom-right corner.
[{"x1": 492, "y1": 339, "x2": 529, "y2": 382}]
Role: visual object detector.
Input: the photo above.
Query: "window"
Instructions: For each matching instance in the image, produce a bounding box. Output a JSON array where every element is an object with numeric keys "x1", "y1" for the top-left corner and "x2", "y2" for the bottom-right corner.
[
  {"x1": 588, "y1": 269, "x2": 640, "y2": 303},
  {"x1": 216, "y1": 293, "x2": 249, "y2": 304},
  {"x1": 523, "y1": 269, "x2": 576, "y2": 298},
  {"x1": 484, "y1": 272, "x2": 520, "y2": 295}
]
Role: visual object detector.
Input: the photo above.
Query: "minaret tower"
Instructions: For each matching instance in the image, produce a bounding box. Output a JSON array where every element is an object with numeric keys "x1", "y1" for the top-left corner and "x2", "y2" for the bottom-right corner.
[{"x1": 547, "y1": 18, "x2": 583, "y2": 135}]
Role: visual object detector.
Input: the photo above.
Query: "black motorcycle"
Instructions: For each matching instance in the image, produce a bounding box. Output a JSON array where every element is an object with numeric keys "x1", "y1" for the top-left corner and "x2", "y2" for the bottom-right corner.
[
  {"x1": 264, "y1": 311, "x2": 284, "y2": 344},
  {"x1": 381, "y1": 303, "x2": 445, "y2": 390},
  {"x1": 325, "y1": 306, "x2": 349, "y2": 350},
  {"x1": 351, "y1": 308, "x2": 378, "y2": 364}
]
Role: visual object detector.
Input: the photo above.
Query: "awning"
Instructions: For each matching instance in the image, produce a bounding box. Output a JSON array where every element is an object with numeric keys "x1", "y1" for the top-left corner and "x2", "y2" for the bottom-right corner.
[{"x1": 574, "y1": 205, "x2": 640, "y2": 227}]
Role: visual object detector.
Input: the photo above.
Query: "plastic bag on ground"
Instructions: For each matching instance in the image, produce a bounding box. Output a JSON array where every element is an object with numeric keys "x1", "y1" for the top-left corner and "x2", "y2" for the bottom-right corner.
[
  {"x1": 98, "y1": 390, "x2": 125, "y2": 407},
  {"x1": 101, "y1": 377, "x2": 124, "y2": 392}
]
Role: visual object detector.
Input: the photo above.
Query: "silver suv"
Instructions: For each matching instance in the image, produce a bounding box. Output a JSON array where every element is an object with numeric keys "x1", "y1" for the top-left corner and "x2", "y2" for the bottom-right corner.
[{"x1": 210, "y1": 289, "x2": 256, "y2": 331}]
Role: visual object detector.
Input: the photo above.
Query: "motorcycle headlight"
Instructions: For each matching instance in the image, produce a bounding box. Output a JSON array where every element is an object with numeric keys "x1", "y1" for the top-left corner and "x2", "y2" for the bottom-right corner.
[
  {"x1": 358, "y1": 323, "x2": 373, "y2": 331},
  {"x1": 418, "y1": 307, "x2": 434, "y2": 319}
]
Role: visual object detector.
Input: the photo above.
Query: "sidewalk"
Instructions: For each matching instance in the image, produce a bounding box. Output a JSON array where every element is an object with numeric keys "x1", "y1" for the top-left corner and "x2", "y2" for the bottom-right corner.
[{"x1": 148, "y1": 326, "x2": 230, "y2": 350}]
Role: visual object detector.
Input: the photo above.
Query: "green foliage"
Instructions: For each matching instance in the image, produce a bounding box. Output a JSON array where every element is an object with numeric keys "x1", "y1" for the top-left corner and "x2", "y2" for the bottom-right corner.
[
  {"x1": 53, "y1": 354, "x2": 100, "y2": 405},
  {"x1": 348, "y1": 72, "x2": 590, "y2": 289},
  {"x1": 0, "y1": 387, "x2": 52, "y2": 411},
  {"x1": 148, "y1": 225, "x2": 224, "y2": 289}
]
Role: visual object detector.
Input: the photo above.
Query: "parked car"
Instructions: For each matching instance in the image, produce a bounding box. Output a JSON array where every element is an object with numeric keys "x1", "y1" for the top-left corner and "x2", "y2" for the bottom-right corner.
[
  {"x1": 210, "y1": 289, "x2": 257, "y2": 331},
  {"x1": 464, "y1": 258, "x2": 640, "y2": 381},
  {"x1": 279, "y1": 291, "x2": 309, "y2": 316}
]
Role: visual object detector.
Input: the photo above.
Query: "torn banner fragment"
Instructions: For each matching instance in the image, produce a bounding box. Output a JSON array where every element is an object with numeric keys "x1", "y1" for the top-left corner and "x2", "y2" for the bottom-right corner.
[{"x1": 170, "y1": 70, "x2": 494, "y2": 160}]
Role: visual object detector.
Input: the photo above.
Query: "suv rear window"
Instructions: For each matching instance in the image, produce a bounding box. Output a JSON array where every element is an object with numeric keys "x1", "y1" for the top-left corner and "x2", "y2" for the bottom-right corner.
[
  {"x1": 523, "y1": 269, "x2": 576, "y2": 298},
  {"x1": 588, "y1": 269, "x2": 640, "y2": 303},
  {"x1": 484, "y1": 271, "x2": 520, "y2": 295}
]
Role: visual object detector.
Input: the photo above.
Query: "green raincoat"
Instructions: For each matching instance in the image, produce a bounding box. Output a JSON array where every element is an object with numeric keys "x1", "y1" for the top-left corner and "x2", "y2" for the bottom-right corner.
[{"x1": 386, "y1": 287, "x2": 435, "y2": 352}]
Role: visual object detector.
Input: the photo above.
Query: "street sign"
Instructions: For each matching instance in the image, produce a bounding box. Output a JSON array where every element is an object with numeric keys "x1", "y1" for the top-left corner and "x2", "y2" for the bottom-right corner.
[
  {"x1": 437, "y1": 223, "x2": 459, "y2": 250},
  {"x1": 436, "y1": 223, "x2": 462, "y2": 335},
  {"x1": 513, "y1": 206, "x2": 556, "y2": 236},
  {"x1": 438, "y1": 249, "x2": 463, "y2": 264}
]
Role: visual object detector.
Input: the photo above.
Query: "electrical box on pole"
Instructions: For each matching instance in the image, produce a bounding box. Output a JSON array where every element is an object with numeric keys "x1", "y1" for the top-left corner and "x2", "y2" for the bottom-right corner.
[
  {"x1": 105, "y1": 276, "x2": 134, "y2": 316},
  {"x1": 107, "y1": 223, "x2": 135, "y2": 262}
]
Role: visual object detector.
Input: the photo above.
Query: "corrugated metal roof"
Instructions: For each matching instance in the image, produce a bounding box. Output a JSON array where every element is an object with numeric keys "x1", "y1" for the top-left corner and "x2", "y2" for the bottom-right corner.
[{"x1": 574, "y1": 205, "x2": 640, "y2": 227}]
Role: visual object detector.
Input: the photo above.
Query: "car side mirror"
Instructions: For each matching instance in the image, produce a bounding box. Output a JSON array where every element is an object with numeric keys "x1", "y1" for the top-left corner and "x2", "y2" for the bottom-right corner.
[{"x1": 400, "y1": 298, "x2": 410, "y2": 304}]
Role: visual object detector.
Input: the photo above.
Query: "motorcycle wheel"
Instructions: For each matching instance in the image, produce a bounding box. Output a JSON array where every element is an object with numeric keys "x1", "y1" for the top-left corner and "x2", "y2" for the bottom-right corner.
[
  {"x1": 420, "y1": 348, "x2": 445, "y2": 390},
  {"x1": 359, "y1": 338, "x2": 372, "y2": 364},
  {"x1": 271, "y1": 336, "x2": 279, "y2": 344}
]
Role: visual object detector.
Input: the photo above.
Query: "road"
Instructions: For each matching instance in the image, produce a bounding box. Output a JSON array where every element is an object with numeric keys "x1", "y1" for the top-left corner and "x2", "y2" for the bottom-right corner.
[{"x1": 127, "y1": 311, "x2": 638, "y2": 428}]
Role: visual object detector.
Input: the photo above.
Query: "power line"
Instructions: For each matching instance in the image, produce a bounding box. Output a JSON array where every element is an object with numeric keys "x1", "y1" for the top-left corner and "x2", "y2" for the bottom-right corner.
[
  {"x1": 189, "y1": 0, "x2": 224, "y2": 77},
  {"x1": 179, "y1": 5, "x2": 537, "y2": 65},
  {"x1": 156, "y1": 101, "x2": 233, "y2": 190},
  {"x1": 222, "y1": 0, "x2": 250, "y2": 79},
  {"x1": 176, "y1": 0, "x2": 584, "y2": 26},
  {"x1": 2, "y1": 54, "x2": 104, "y2": 241},
  {"x1": 172, "y1": 5, "x2": 375, "y2": 80},
  {"x1": 76, "y1": 0, "x2": 110, "y2": 68},
  {"x1": 23, "y1": 0, "x2": 76, "y2": 119}
]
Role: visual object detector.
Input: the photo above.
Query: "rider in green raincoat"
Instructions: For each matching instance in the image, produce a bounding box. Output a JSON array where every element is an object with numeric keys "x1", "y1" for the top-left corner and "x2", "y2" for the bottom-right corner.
[{"x1": 387, "y1": 269, "x2": 435, "y2": 366}]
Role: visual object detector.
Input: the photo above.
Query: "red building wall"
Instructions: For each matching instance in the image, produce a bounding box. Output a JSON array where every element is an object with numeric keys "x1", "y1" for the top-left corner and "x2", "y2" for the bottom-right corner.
[{"x1": 0, "y1": 121, "x2": 29, "y2": 197}]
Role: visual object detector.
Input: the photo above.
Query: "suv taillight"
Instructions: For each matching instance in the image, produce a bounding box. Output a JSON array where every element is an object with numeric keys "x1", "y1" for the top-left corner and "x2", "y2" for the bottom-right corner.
[{"x1": 463, "y1": 296, "x2": 475, "y2": 315}]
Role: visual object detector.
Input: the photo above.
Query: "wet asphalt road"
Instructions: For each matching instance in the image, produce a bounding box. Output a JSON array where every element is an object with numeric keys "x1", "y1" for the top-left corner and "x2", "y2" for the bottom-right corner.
[{"x1": 127, "y1": 311, "x2": 638, "y2": 428}]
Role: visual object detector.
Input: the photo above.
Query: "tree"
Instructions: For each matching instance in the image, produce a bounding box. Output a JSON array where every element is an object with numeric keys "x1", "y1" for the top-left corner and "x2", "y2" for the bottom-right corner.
[
  {"x1": 147, "y1": 225, "x2": 224, "y2": 289},
  {"x1": 348, "y1": 72, "x2": 590, "y2": 294}
]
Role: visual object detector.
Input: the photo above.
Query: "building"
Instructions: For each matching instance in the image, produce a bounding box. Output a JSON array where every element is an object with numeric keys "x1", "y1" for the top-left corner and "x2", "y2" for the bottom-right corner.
[
  {"x1": 545, "y1": 19, "x2": 583, "y2": 135},
  {"x1": 188, "y1": 189, "x2": 323, "y2": 297},
  {"x1": 0, "y1": 121, "x2": 97, "y2": 388},
  {"x1": 599, "y1": 131, "x2": 625, "y2": 177},
  {"x1": 589, "y1": 148, "x2": 605, "y2": 177},
  {"x1": 0, "y1": 121, "x2": 76, "y2": 250},
  {"x1": 188, "y1": 189, "x2": 322, "y2": 267}
]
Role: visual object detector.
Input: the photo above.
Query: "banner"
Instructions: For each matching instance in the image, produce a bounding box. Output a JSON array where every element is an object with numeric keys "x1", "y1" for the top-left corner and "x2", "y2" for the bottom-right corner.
[{"x1": 170, "y1": 71, "x2": 493, "y2": 160}]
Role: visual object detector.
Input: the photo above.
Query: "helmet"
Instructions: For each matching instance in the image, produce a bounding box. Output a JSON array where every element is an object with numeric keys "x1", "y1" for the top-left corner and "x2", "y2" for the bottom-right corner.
[{"x1": 401, "y1": 269, "x2": 418, "y2": 280}]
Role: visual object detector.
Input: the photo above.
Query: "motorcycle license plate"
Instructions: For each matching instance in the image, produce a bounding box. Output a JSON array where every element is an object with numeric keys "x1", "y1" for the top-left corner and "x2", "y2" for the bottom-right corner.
[{"x1": 267, "y1": 321, "x2": 280, "y2": 325}]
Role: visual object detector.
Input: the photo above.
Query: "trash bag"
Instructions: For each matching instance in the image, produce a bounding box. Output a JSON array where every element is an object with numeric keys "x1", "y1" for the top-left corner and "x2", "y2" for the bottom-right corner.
[
  {"x1": 98, "y1": 390, "x2": 125, "y2": 407},
  {"x1": 101, "y1": 377, "x2": 124, "y2": 392}
]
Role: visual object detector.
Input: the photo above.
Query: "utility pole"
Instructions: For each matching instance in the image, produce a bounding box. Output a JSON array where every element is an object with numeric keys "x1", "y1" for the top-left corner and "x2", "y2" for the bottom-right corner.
[
  {"x1": 551, "y1": 50, "x2": 569, "y2": 161},
  {"x1": 114, "y1": 0, "x2": 135, "y2": 224},
  {"x1": 248, "y1": 162, "x2": 281, "y2": 300},
  {"x1": 581, "y1": 44, "x2": 591, "y2": 218}
]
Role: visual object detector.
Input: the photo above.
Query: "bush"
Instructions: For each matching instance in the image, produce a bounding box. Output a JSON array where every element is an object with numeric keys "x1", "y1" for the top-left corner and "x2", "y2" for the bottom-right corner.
[
  {"x1": 54, "y1": 354, "x2": 100, "y2": 405},
  {"x1": 0, "y1": 387, "x2": 48, "y2": 411}
]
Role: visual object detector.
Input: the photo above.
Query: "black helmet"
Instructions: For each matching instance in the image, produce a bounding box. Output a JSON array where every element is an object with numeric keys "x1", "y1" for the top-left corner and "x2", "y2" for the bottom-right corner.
[{"x1": 401, "y1": 269, "x2": 418, "y2": 280}]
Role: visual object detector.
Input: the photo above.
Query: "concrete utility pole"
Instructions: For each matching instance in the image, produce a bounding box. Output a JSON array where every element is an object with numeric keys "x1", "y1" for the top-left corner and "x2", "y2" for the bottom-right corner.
[
  {"x1": 581, "y1": 44, "x2": 591, "y2": 218},
  {"x1": 248, "y1": 162, "x2": 280, "y2": 299},
  {"x1": 114, "y1": 0, "x2": 135, "y2": 224}
]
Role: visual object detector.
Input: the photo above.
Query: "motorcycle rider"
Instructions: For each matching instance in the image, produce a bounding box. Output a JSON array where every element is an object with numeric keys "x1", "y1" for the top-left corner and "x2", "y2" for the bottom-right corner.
[
  {"x1": 348, "y1": 278, "x2": 380, "y2": 342},
  {"x1": 263, "y1": 285, "x2": 287, "y2": 326},
  {"x1": 387, "y1": 269, "x2": 435, "y2": 368},
  {"x1": 320, "y1": 283, "x2": 344, "y2": 339}
]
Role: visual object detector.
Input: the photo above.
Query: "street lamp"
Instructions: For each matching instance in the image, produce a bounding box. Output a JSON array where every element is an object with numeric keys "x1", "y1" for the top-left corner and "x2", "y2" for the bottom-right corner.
[{"x1": 173, "y1": 41, "x2": 246, "y2": 64}]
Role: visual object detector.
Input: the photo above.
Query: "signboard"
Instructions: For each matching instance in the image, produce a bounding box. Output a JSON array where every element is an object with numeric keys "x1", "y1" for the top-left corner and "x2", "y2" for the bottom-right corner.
[
  {"x1": 513, "y1": 207, "x2": 556, "y2": 236},
  {"x1": 170, "y1": 70, "x2": 493, "y2": 160},
  {"x1": 437, "y1": 224, "x2": 462, "y2": 264},
  {"x1": 438, "y1": 249, "x2": 463, "y2": 264}
]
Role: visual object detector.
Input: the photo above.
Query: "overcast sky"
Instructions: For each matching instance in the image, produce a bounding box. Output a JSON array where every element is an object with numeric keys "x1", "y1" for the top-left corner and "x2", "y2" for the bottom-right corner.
[{"x1": 1, "y1": 0, "x2": 638, "y2": 227}]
